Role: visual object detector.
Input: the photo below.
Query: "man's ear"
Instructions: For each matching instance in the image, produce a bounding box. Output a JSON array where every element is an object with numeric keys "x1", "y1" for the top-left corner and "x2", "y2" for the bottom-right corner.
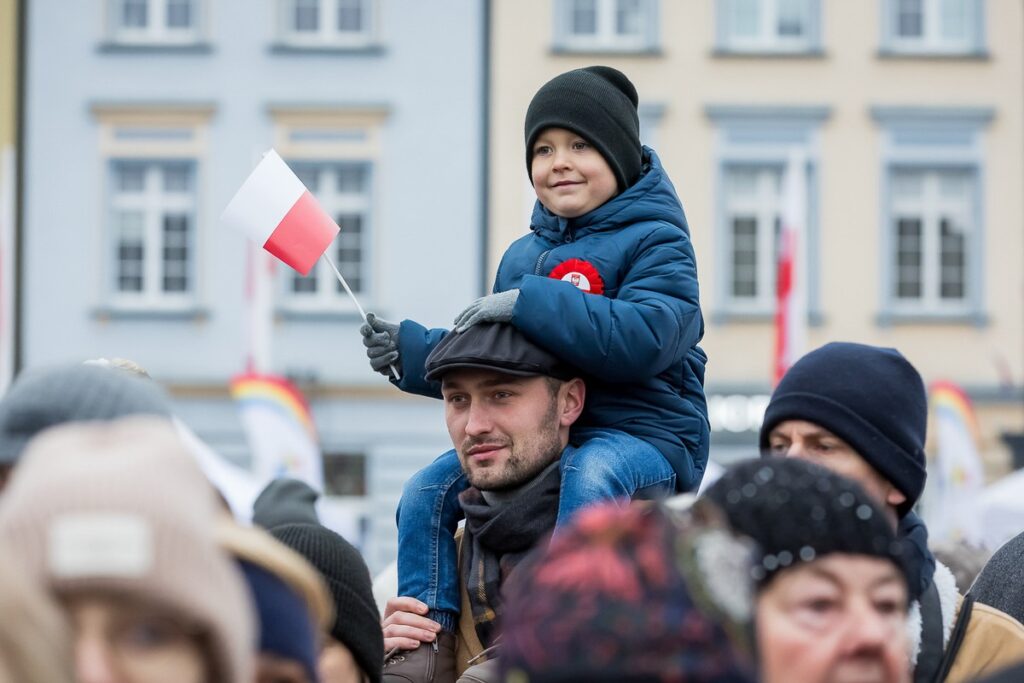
[{"x1": 558, "y1": 378, "x2": 586, "y2": 428}]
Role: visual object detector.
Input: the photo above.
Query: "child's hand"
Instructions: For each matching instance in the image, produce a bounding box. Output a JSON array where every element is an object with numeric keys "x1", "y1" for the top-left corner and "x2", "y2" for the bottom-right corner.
[
  {"x1": 453, "y1": 289, "x2": 520, "y2": 332},
  {"x1": 361, "y1": 313, "x2": 400, "y2": 376}
]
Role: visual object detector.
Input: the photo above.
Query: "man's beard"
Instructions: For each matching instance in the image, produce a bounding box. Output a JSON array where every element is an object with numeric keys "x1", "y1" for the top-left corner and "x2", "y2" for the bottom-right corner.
[{"x1": 461, "y1": 400, "x2": 563, "y2": 491}]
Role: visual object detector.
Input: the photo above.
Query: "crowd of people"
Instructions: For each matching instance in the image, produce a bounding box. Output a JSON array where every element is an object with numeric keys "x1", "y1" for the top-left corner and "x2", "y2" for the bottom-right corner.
[{"x1": 0, "y1": 65, "x2": 1020, "y2": 683}]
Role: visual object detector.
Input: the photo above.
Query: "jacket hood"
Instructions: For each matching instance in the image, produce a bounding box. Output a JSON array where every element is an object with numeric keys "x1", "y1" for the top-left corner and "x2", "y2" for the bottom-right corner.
[{"x1": 529, "y1": 147, "x2": 688, "y2": 242}]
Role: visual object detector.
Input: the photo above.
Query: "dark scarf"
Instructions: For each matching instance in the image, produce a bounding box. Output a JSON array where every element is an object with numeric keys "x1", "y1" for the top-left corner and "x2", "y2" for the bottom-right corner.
[
  {"x1": 459, "y1": 462, "x2": 561, "y2": 647},
  {"x1": 899, "y1": 510, "x2": 936, "y2": 601}
]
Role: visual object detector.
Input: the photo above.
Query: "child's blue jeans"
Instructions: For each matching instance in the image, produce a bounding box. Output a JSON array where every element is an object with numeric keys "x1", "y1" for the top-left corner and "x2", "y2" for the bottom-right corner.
[{"x1": 394, "y1": 427, "x2": 676, "y2": 632}]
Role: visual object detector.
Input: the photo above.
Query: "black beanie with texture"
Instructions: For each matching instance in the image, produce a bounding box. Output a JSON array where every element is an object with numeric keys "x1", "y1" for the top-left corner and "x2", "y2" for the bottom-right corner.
[
  {"x1": 270, "y1": 523, "x2": 383, "y2": 683},
  {"x1": 524, "y1": 66, "x2": 642, "y2": 191},
  {"x1": 705, "y1": 458, "x2": 910, "y2": 590},
  {"x1": 759, "y1": 342, "x2": 928, "y2": 517}
]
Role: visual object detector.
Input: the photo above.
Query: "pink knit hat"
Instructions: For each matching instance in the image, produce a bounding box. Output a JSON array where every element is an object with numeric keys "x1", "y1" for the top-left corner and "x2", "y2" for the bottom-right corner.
[{"x1": 0, "y1": 417, "x2": 255, "y2": 683}]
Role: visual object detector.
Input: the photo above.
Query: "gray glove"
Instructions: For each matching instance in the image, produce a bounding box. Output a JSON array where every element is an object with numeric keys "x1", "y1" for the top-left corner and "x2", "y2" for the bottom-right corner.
[
  {"x1": 360, "y1": 313, "x2": 400, "y2": 375},
  {"x1": 453, "y1": 289, "x2": 520, "y2": 332}
]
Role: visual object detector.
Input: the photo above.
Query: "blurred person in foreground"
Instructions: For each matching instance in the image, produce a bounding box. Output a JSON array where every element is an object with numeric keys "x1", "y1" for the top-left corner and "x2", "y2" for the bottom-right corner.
[
  {"x1": 0, "y1": 555, "x2": 74, "y2": 683},
  {"x1": 0, "y1": 417, "x2": 254, "y2": 683},
  {"x1": 498, "y1": 500, "x2": 757, "y2": 683},
  {"x1": 220, "y1": 521, "x2": 335, "y2": 683},
  {"x1": 271, "y1": 523, "x2": 385, "y2": 683},
  {"x1": 760, "y1": 342, "x2": 1024, "y2": 682},
  {"x1": 0, "y1": 362, "x2": 173, "y2": 492},
  {"x1": 705, "y1": 458, "x2": 913, "y2": 683}
]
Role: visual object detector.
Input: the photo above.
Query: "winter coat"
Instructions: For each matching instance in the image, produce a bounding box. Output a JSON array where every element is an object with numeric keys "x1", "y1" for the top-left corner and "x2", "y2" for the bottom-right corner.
[
  {"x1": 906, "y1": 560, "x2": 1024, "y2": 682},
  {"x1": 395, "y1": 147, "x2": 709, "y2": 491}
]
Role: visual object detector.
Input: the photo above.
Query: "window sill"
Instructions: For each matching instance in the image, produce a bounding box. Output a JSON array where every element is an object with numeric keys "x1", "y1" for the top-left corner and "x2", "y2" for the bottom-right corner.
[
  {"x1": 92, "y1": 306, "x2": 209, "y2": 322},
  {"x1": 275, "y1": 308, "x2": 366, "y2": 323},
  {"x1": 550, "y1": 45, "x2": 662, "y2": 57},
  {"x1": 711, "y1": 310, "x2": 825, "y2": 326},
  {"x1": 711, "y1": 47, "x2": 826, "y2": 59},
  {"x1": 875, "y1": 310, "x2": 989, "y2": 328},
  {"x1": 97, "y1": 42, "x2": 214, "y2": 55},
  {"x1": 268, "y1": 43, "x2": 385, "y2": 56},
  {"x1": 876, "y1": 48, "x2": 990, "y2": 61}
]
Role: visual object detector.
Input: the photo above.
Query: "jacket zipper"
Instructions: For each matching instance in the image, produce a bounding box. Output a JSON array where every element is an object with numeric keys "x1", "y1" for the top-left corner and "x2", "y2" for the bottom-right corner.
[{"x1": 533, "y1": 249, "x2": 550, "y2": 275}]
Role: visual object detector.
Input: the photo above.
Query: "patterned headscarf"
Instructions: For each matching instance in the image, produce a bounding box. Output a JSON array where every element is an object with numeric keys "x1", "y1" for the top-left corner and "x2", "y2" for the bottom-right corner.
[{"x1": 499, "y1": 501, "x2": 757, "y2": 683}]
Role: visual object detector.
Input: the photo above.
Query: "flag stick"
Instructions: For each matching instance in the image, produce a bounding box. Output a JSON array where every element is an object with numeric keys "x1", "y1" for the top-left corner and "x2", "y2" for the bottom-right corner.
[{"x1": 321, "y1": 253, "x2": 401, "y2": 381}]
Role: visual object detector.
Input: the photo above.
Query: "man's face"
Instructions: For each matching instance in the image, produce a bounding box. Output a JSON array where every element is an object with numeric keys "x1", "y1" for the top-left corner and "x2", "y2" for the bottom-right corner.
[
  {"x1": 757, "y1": 554, "x2": 911, "y2": 683},
  {"x1": 766, "y1": 420, "x2": 906, "y2": 520},
  {"x1": 442, "y1": 369, "x2": 572, "y2": 490}
]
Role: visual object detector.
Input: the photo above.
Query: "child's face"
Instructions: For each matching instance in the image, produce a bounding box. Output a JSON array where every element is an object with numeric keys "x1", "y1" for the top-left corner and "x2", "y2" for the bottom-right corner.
[{"x1": 531, "y1": 128, "x2": 618, "y2": 218}]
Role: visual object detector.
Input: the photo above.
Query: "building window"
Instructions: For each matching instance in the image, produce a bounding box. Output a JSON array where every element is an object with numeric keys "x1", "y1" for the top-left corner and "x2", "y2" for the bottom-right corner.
[
  {"x1": 881, "y1": 0, "x2": 984, "y2": 55},
  {"x1": 109, "y1": 160, "x2": 196, "y2": 305},
  {"x1": 107, "y1": 0, "x2": 203, "y2": 45},
  {"x1": 716, "y1": 0, "x2": 821, "y2": 54},
  {"x1": 554, "y1": 0, "x2": 659, "y2": 52},
  {"x1": 705, "y1": 105, "x2": 829, "y2": 322},
  {"x1": 872, "y1": 106, "x2": 992, "y2": 324},
  {"x1": 271, "y1": 107, "x2": 387, "y2": 313},
  {"x1": 322, "y1": 451, "x2": 367, "y2": 497},
  {"x1": 288, "y1": 162, "x2": 371, "y2": 304},
  {"x1": 888, "y1": 169, "x2": 975, "y2": 312},
  {"x1": 724, "y1": 166, "x2": 783, "y2": 308},
  {"x1": 277, "y1": 0, "x2": 376, "y2": 48}
]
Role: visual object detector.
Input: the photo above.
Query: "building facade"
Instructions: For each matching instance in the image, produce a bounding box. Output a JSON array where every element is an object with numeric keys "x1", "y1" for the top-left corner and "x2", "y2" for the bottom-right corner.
[
  {"x1": 489, "y1": 0, "x2": 1023, "y2": 473},
  {"x1": 22, "y1": 0, "x2": 486, "y2": 570},
  {"x1": 0, "y1": 0, "x2": 18, "y2": 394}
]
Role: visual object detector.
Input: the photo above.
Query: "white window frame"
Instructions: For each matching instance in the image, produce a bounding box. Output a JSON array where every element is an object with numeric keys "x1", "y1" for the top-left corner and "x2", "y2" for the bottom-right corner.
[
  {"x1": 872, "y1": 106, "x2": 992, "y2": 325},
  {"x1": 706, "y1": 106, "x2": 828, "y2": 323},
  {"x1": 276, "y1": 0, "x2": 377, "y2": 49},
  {"x1": 106, "y1": 0, "x2": 204, "y2": 45},
  {"x1": 272, "y1": 107, "x2": 388, "y2": 314},
  {"x1": 716, "y1": 0, "x2": 821, "y2": 54},
  {"x1": 722, "y1": 165, "x2": 784, "y2": 312},
  {"x1": 888, "y1": 169, "x2": 974, "y2": 313},
  {"x1": 108, "y1": 160, "x2": 197, "y2": 308},
  {"x1": 881, "y1": 0, "x2": 984, "y2": 55},
  {"x1": 93, "y1": 106, "x2": 212, "y2": 314},
  {"x1": 554, "y1": 0, "x2": 659, "y2": 53},
  {"x1": 285, "y1": 162, "x2": 372, "y2": 310}
]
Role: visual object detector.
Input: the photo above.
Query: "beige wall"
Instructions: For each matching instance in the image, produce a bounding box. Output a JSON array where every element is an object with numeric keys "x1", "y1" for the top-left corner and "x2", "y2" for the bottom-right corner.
[
  {"x1": 0, "y1": 0, "x2": 16, "y2": 150},
  {"x1": 490, "y1": 0, "x2": 1023, "y2": 469}
]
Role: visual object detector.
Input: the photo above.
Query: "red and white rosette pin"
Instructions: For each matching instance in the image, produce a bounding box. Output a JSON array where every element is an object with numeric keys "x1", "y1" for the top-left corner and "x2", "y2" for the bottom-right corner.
[{"x1": 548, "y1": 258, "x2": 605, "y2": 295}]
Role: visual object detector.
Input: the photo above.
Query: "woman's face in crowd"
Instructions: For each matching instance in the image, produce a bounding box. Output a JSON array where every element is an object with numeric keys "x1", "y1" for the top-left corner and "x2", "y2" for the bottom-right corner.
[
  {"x1": 756, "y1": 554, "x2": 910, "y2": 683},
  {"x1": 66, "y1": 595, "x2": 208, "y2": 683}
]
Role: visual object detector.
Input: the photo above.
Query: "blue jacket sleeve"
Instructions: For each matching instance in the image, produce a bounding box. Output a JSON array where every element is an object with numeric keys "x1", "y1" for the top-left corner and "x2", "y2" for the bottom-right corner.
[
  {"x1": 512, "y1": 231, "x2": 703, "y2": 382},
  {"x1": 391, "y1": 319, "x2": 447, "y2": 399}
]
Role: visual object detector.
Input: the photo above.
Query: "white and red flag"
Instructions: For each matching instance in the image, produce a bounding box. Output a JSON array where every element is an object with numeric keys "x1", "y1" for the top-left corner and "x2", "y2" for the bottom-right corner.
[
  {"x1": 773, "y1": 151, "x2": 808, "y2": 385},
  {"x1": 221, "y1": 149, "x2": 338, "y2": 276}
]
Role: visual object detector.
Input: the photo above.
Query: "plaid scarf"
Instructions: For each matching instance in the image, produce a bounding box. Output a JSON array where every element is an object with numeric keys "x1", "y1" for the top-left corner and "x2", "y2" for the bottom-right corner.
[{"x1": 459, "y1": 462, "x2": 561, "y2": 647}]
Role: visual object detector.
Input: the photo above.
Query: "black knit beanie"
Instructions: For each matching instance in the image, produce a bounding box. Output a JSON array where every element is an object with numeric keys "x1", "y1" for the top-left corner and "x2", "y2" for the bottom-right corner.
[
  {"x1": 270, "y1": 524, "x2": 383, "y2": 683},
  {"x1": 252, "y1": 478, "x2": 321, "y2": 530},
  {"x1": 705, "y1": 458, "x2": 910, "y2": 590},
  {"x1": 759, "y1": 342, "x2": 928, "y2": 517},
  {"x1": 524, "y1": 66, "x2": 642, "y2": 191}
]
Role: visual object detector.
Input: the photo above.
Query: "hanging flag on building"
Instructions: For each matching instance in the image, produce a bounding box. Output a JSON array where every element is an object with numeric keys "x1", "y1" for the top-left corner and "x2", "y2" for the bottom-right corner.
[
  {"x1": 221, "y1": 149, "x2": 339, "y2": 276},
  {"x1": 230, "y1": 373, "x2": 324, "y2": 492},
  {"x1": 773, "y1": 150, "x2": 808, "y2": 385},
  {"x1": 924, "y1": 380, "x2": 986, "y2": 543}
]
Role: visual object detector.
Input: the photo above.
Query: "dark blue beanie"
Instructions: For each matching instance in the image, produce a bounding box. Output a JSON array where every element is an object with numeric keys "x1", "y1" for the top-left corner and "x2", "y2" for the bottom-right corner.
[
  {"x1": 239, "y1": 560, "x2": 319, "y2": 683},
  {"x1": 759, "y1": 342, "x2": 927, "y2": 517}
]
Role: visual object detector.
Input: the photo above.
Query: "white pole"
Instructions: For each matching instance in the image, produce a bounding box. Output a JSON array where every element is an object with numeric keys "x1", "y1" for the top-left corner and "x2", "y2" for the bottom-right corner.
[{"x1": 321, "y1": 253, "x2": 400, "y2": 381}]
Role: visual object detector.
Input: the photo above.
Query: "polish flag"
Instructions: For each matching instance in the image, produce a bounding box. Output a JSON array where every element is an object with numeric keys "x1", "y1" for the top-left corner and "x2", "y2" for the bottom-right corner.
[
  {"x1": 773, "y1": 151, "x2": 808, "y2": 385},
  {"x1": 221, "y1": 150, "x2": 338, "y2": 276}
]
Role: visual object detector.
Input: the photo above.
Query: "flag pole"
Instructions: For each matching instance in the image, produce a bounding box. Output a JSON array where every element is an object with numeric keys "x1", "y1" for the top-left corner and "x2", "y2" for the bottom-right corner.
[{"x1": 321, "y1": 253, "x2": 401, "y2": 381}]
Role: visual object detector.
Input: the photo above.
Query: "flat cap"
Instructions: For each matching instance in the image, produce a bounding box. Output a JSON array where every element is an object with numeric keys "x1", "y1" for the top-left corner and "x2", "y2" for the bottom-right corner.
[{"x1": 424, "y1": 323, "x2": 576, "y2": 383}]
